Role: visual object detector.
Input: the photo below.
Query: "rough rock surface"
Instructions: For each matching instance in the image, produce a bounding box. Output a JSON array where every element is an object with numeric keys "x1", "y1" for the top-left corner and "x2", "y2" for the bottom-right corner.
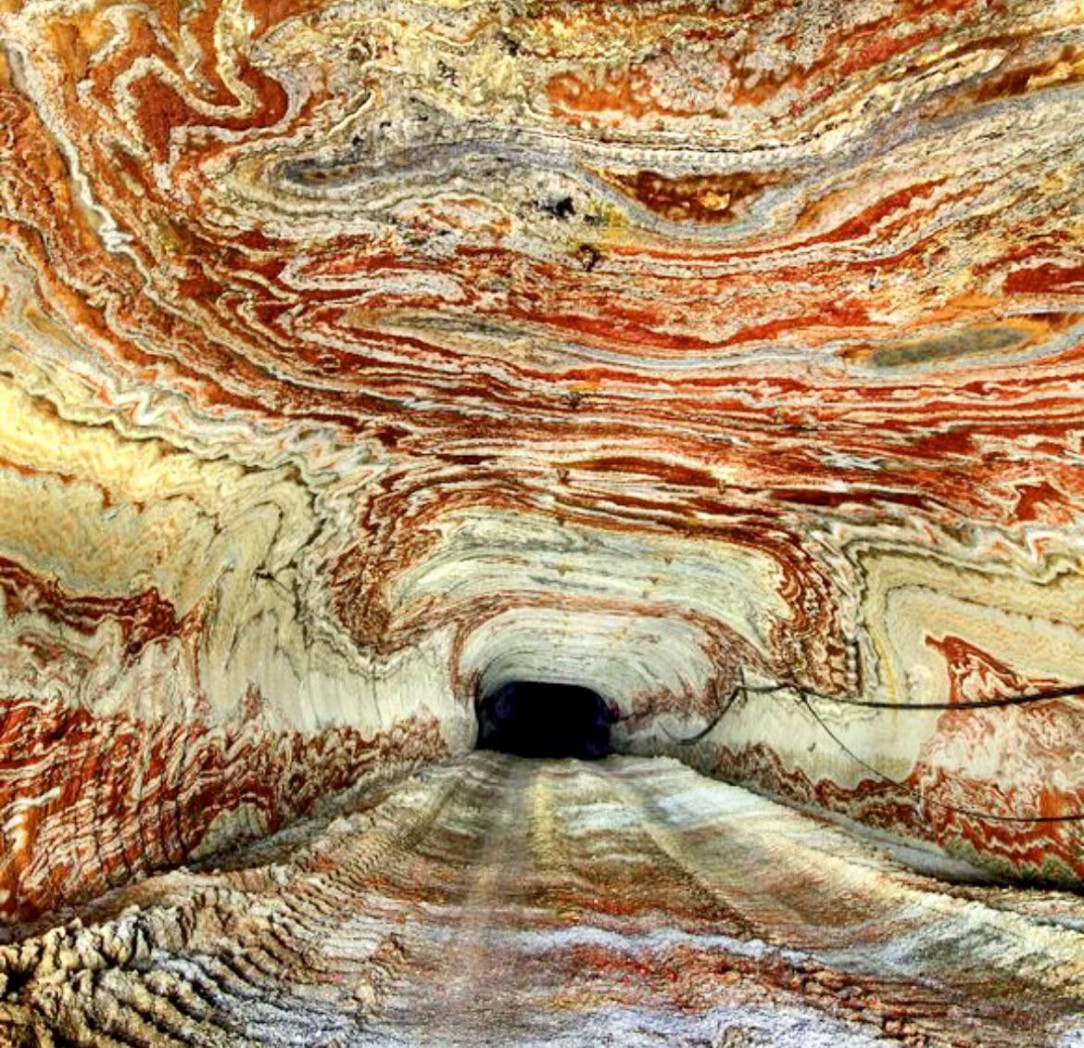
[
  {"x1": 0, "y1": 0, "x2": 1083, "y2": 1039},
  {"x1": 3, "y1": 754, "x2": 1084, "y2": 1046}
]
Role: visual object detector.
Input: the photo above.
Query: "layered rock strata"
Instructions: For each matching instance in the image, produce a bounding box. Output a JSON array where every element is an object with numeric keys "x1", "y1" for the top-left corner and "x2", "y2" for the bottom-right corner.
[{"x1": 0, "y1": 0, "x2": 1082, "y2": 929}]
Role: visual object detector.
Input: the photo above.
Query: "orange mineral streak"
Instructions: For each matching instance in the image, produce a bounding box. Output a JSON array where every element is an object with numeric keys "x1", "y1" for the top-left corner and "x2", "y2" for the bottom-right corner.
[
  {"x1": 0, "y1": 0, "x2": 1082, "y2": 927},
  {"x1": 0, "y1": 689, "x2": 448, "y2": 923}
]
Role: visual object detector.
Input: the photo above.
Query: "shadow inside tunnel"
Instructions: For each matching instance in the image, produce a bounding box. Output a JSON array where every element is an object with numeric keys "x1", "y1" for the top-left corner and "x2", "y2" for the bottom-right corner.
[{"x1": 475, "y1": 680, "x2": 614, "y2": 760}]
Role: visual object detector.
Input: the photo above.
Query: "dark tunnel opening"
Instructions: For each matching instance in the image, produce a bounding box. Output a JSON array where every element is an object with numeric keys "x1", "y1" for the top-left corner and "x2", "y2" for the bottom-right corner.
[{"x1": 476, "y1": 681, "x2": 615, "y2": 759}]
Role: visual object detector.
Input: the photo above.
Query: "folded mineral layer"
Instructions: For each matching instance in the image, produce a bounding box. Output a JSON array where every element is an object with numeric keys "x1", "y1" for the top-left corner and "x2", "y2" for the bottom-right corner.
[{"x1": 0, "y1": 0, "x2": 1082, "y2": 1043}]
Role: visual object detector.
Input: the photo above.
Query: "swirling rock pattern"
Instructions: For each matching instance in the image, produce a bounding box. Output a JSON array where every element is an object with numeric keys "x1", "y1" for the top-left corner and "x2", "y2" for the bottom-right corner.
[{"x1": 0, "y1": 0, "x2": 1082, "y2": 966}]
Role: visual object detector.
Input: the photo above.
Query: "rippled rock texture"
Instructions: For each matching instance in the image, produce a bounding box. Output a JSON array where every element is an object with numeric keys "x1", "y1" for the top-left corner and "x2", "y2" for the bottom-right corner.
[
  {"x1": 3, "y1": 755, "x2": 1084, "y2": 1047},
  {"x1": 0, "y1": 0, "x2": 1083, "y2": 1033}
]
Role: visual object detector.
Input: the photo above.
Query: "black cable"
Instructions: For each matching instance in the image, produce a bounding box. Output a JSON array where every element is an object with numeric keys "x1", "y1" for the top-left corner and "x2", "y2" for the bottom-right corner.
[
  {"x1": 661, "y1": 669, "x2": 744, "y2": 745},
  {"x1": 745, "y1": 680, "x2": 1084, "y2": 712},
  {"x1": 660, "y1": 703, "x2": 734, "y2": 744},
  {"x1": 656, "y1": 672, "x2": 1084, "y2": 824},
  {"x1": 797, "y1": 693, "x2": 1084, "y2": 824}
]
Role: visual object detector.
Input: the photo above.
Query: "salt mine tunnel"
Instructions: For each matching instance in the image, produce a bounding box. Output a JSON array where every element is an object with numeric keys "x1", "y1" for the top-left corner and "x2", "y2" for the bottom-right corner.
[{"x1": 1, "y1": 0, "x2": 1084, "y2": 1044}]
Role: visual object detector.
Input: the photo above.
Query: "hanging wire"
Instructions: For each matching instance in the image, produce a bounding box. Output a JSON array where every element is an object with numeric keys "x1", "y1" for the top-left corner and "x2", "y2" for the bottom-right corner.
[
  {"x1": 797, "y1": 693, "x2": 1084, "y2": 824},
  {"x1": 750, "y1": 680, "x2": 1084, "y2": 712},
  {"x1": 660, "y1": 667, "x2": 746, "y2": 744},
  {"x1": 659, "y1": 669, "x2": 1084, "y2": 824}
]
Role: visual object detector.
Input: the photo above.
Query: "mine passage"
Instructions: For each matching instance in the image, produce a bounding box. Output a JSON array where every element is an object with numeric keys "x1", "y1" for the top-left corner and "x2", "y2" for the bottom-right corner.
[{"x1": 476, "y1": 681, "x2": 614, "y2": 759}]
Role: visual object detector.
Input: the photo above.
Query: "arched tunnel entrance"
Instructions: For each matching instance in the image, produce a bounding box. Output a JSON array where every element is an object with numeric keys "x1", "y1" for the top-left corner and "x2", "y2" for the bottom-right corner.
[{"x1": 475, "y1": 680, "x2": 615, "y2": 759}]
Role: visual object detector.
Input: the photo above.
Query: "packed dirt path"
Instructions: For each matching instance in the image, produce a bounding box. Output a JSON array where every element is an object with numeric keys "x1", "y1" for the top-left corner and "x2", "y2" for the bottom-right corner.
[{"x1": 2, "y1": 754, "x2": 1083, "y2": 1047}]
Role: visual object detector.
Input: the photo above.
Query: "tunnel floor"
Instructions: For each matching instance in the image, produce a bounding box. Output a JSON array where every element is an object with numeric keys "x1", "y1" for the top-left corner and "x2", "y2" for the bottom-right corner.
[{"x1": 2, "y1": 754, "x2": 1083, "y2": 1047}]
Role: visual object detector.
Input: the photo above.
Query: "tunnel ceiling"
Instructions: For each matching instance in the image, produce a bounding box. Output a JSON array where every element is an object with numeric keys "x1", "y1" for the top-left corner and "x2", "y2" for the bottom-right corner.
[{"x1": 0, "y1": 0, "x2": 1083, "y2": 923}]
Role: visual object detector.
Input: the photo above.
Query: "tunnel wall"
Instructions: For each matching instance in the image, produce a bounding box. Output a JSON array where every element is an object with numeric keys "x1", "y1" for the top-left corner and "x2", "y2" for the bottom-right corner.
[
  {"x1": 0, "y1": 379, "x2": 474, "y2": 924},
  {"x1": 1, "y1": 0, "x2": 1083, "y2": 926},
  {"x1": 453, "y1": 532, "x2": 1084, "y2": 885}
]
